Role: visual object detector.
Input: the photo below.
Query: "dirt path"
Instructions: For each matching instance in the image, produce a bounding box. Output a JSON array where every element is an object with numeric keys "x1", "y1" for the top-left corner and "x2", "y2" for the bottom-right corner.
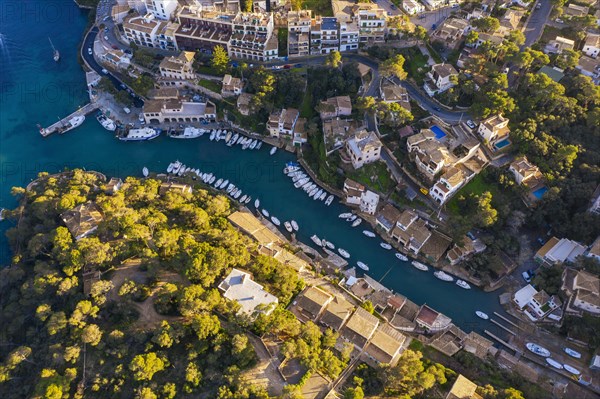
[{"x1": 244, "y1": 334, "x2": 286, "y2": 396}]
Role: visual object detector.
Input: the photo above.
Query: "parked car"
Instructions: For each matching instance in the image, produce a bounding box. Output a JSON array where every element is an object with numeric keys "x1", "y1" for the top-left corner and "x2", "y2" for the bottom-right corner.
[
  {"x1": 123, "y1": 107, "x2": 131, "y2": 114},
  {"x1": 111, "y1": 44, "x2": 118, "y2": 50},
  {"x1": 433, "y1": 106, "x2": 441, "y2": 111},
  {"x1": 466, "y1": 119, "x2": 477, "y2": 129},
  {"x1": 536, "y1": 3, "x2": 541, "y2": 9},
  {"x1": 104, "y1": 35, "x2": 109, "y2": 41},
  {"x1": 522, "y1": 271, "x2": 532, "y2": 283},
  {"x1": 87, "y1": 48, "x2": 92, "y2": 55},
  {"x1": 555, "y1": 18, "x2": 564, "y2": 23},
  {"x1": 101, "y1": 68, "x2": 108, "y2": 74}
]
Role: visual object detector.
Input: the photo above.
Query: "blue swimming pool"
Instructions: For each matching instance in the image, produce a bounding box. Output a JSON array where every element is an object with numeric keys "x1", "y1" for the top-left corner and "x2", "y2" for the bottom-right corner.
[
  {"x1": 431, "y1": 125, "x2": 447, "y2": 140},
  {"x1": 494, "y1": 138, "x2": 511, "y2": 150},
  {"x1": 532, "y1": 186, "x2": 548, "y2": 199}
]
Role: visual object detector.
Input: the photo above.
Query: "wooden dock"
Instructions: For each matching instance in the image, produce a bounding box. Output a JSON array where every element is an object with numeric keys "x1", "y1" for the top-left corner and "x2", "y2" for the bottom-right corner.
[
  {"x1": 484, "y1": 330, "x2": 519, "y2": 352},
  {"x1": 40, "y1": 102, "x2": 99, "y2": 137},
  {"x1": 493, "y1": 312, "x2": 523, "y2": 330},
  {"x1": 490, "y1": 319, "x2": 517, "y2": 336}
]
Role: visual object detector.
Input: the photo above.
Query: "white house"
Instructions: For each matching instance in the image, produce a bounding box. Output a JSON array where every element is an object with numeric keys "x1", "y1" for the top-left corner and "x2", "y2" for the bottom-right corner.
[
  {"x1": 344, "y1": 179, "x2": 365, "y2": 205},
  {"x1": 144, "y1": 0, "x2": 178, "y2": 20},
  {"x1": 403, "y1": 0, "x2": 424, "y2": 15},
  {"x1": 562, "y1": 268, "x2": 600, "y2": 315},
  {"x1": 544, "y1": 36, "x2": 575, "y2": 55},
  {"x1": 513, "y1": 284, "x2": 561, "y2": 321},
  {"x1": 268, "y1": 108, "x2": 300, "y2": 138},
  {"x1": 430, "y1": 167, "x2": 466, "y2": 205},
  {"x1": 509, "y1": 156, "x2": 541, "y2": 186},
  {"x1": 345, "y1": 129, "x2": 382, "y2": 169},
  {"x1": 423, "y1": 63, "x2": 458, "y2": 96},
  {"x1": 477, "y1": 114, "x2": 509, "y2": 145},
  {"x1": 101, "y1": 49, "x2": 132, "y2": 69},
  {"x1": 537, "y1": 238, "x2": 586, "y2": 265},
  {"x1": 218, "y1": 268, "x2": 278, "y2": 316},
  {"x1": 360, "y1": 190, "x2": 380, "y2": 215},
  {"x1": 221, "y1": 74, "x2": 243, "y2": 97},
  {"x1": 583, "y1": 33, "x2": 600, "y2": 59}
]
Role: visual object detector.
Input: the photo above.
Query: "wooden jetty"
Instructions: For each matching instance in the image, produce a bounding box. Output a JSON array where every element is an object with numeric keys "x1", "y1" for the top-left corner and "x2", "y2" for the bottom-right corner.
[
  {"x1": 493, "y1": 312, "x2": 524, "y2": 331},
  {"x1": 490, "y1": 319, "x2": 517, "y2": 336},
  {"x1": 484, "y1": 330, "x2": 519, "y2": 352},
  {"x1": 39, "y1": 102, "x2": 99, "y2": 137}
]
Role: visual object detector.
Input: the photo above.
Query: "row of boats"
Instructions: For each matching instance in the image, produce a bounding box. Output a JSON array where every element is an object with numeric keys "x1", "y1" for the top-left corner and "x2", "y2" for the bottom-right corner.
[
  {"x1": 284, "y1": 162, "x2": 335, "y2": 204},
  {"x1": 96, "y1": 111, "x2": 116, "y2": 131},
  {"x1": 525, "y1": 343, "x2": 582, "y2": 375},
  {"x1": 171, "y1": 127, "x2": 270, "y2": 153},
  {"x1": 165, "y1": 160, "x2": 255, "y2": 205}
]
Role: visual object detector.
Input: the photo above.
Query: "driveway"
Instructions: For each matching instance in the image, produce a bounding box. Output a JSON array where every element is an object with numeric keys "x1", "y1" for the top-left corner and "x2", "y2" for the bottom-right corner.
[{"x1": 410, "y1": 7, "x2": 453, "y2": 31}]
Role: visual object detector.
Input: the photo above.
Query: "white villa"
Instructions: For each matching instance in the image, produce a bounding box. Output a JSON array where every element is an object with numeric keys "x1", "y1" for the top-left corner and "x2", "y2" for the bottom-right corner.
[
  {"x1": 218, "y1": 268, "x2": 278, "y2": 316},
  {"x1": 345, "y1": 129, "x2": 382, "y2": 169}
]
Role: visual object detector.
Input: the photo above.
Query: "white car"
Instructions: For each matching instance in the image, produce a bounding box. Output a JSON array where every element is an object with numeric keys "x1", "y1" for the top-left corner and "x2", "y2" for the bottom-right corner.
[
  {"x1": 466, "y1": 120, "x2": 477, "y2": 129},
  {"x1": 104, "y1": 35, "x2": 109, "y2": 41},
  {"x1": 87, "y1": 48, "x2": 92, "y2": 55},
  {"x1": 101, "y1": 68, "x2": 108, "y2": 74}
]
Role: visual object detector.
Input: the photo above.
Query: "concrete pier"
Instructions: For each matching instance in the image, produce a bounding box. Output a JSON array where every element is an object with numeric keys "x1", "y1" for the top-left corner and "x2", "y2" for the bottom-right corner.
[{"x1": 40, "y1": 103, "x2": 99, "y2": 137}]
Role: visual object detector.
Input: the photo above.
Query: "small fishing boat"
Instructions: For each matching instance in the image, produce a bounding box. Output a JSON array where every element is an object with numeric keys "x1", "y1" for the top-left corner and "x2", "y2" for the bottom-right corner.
[
  {"x1": 324, "y1": 240, "x2": 335, "y2": 250},
  {"x1": 395, "y1": 253, "x2": 408, "y2": 261},
  {"x1": 178, "y1": 165, "x2": 186, "y2": 176},
  {"x1": 270, "y1": 146, "x2": 277, "y2": 155},
  {"x1": 313, "y1": 189, "x2": 323, "y2": 200},
  {"x1": 563, "y1": 364, "x2": 580, "y2": 375},
  {"x1": 325, "y1": 195, "x2": 334, "y2": 206},
  {"x1": 475, "y1": 311, "x2": 489, "y2": 320},
  {"x1": 348, "y1": 215, "x2": 357, "y2": 222},
  {"x1": 411, "y1": 261, "x2": 429, "y2": 271},
  {"x1": 225, "y1": 131, "x2": 232, "y2": 142},
  {"x1": 249, "y1": 140, "x2": 258, "y2": 150},
  {"x1": 526, "y1": 343, "x2": 551, "y2": 357},
  {"x1": 209, "y1": 175, "x2": 216, "y2": 184},
  {"x1": 284, "y1": 221, "x2": 293, "y2": 233},
  {"x1": 352, "y1": 218, "x2": 362, "y2": 227},
  {"x1": 234, "y1": 190, "x2": 242, "y2": 199},
  {"x1": 256, "y1": 141, "x2": 262, "y2": 149},
  {"x1": 261, "y1": 209, "x2": 270, "y2": 218},
  {"x1": 362, "y1": 230, "x2": 376, "y2": 238},
  {"x1": 220, "y1": 180, "x2": 229, "y2": 189},
  {"x1": 339, "y1": 212, "x2": 352, "y2": 219},
  {"x1": 49, "y1": 37, "x2": 60, "y2": 62},
  {"x1": 255, "y1": 198, "x2": 260, "y2": 208},
  {"x1": 236, "y1": 135, "x2": 244, "y2": 145},
  {"x1": 240, "y1": 195, "x2": 247, "y2": 203},
  {"x1": 291, "y1": 220, "x2": 299, "y2": 231},
  {"x1": 244, "y1": 196, "x2": 251, "y2": 204},
  {"x1": 357, "y1": 261, "x2": 369, "y2": 271},
  {"x1": 215, "y1": 178, "x2": 223, "y2": 188},
  {"x1": 310, "y1": 235, "x2": 322, "y2": 246},
  {"x1": 380, "y1": 242, "x2": 392, "y2": 250},
  {"x1": 142, "y1": 167, "x2": 149, "y2": 177},
  {"x1": 338, "y1": 248, "x2": 350, "y2": 258},
  {"x1": 319, "y1": 191, "x2": 327, "y2": 201},
  {"x1": 545, "y1": 358, "x2": 563, "y2": 370},
  {"x1": 434, "y1": 271, "x2": 454, "y2": 282},
  {"x1": 167, "y1": 163, "x2": 175, "y2": 173},
  {"x1": 209, "y1": 130, "x2": 216, "y2": 140},
  {"x1": 270, "y1": 216, "x2": 281, "y2": 226},
  {"x1": 456, "y1": 279, "x2": 471, "y2": 289},
  {"x1": 564, "y1": 348, "x2": 581, "y2": 359}
]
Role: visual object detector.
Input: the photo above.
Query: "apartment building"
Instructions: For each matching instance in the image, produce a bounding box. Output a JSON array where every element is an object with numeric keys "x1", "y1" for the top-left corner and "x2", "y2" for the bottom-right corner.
[
  {"x1": 311, "y1": 17, "x2": 340, "y2": 55},
  {"x1": 354, "y1": 4, "x2": 386, "y2": 45},
  {"x1": 229, "y1": 12, "x2": 278, "y2": 61},
  {"x1": 288, "y1": 10, "x2": 312, "y2": 57},
  {"x1": 122, "y1": 13, "x2": 163, "y2": 48},
  {"x1": 268, "y1": 108, "x2": 300, "y2": 137},
  {"x1": 339, "y1": 19, "x2": 359, "y2": 51},
  {"x1": 158, "y1": 50, "x2": 196, "y2": 80},
  {"x1": 144, "y1": 0, "x2": 179, "y2": 20},
  {"x1": 345, "y1": 129, "x2": 382, "y2": 169}
]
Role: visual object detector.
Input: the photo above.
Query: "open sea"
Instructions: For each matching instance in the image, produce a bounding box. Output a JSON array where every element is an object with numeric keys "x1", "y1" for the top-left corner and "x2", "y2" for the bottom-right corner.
[{"x1": 0, "y1": 0, "x2": 507, "y2": 335}]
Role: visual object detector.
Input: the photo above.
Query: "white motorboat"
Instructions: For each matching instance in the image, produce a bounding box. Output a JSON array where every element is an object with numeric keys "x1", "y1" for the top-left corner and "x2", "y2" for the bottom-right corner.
[
  {"x1": 270, "y1": 146, "x2": 277, "y2": 155},
  {"x1": 434, "y1": 271, "x2": 454, "y2": 282},
  {"x1": 323, "y1": 240, "x2": 334, "y2": 250},
  {"x1": 294, "y1": 178, "x2": 310, "y2": 188},
  {"x1": 171, "y1": 161, "x2": 182, "y2": 174},
  {"x1": 348, "y1": 215, "x2": 357, "y2": 222},
  {"x1": 96, "y1": 112, "x2": 116, "y2": 131},
  {"x1": 261, "y1": 209, "x2": 270, "y2": 218},
  {"x1": 338, "y1": 248, "x2": 350, "y2": 259},
  {"x1": 363, "y1": 230, "x2": 376, "y2": 238},
  {"x1": 60, "y1": 115, "x2": 85, "y2": 134},
  {"x1": 209, "y1": 175, "x2": 216, "y2": 184},
  {"x1": 475, "y1": 311, "x2": 489, "y2": 320},
  {"x1": 291, "y1": 220, "x2": 299, "y2": 231},
  {"x1": 395, "y1": 253, "x2": 408, "y2": 261},
  {"x1": 456, "y1": 279, "x2": 471, "y2": 289},
  {"x1": 255, "y1": 198, "x2": 260, "y2": 208},
  {"x1": 167, "y1": 163, "x2": 175, "y2": 173},
  {"x1": 249, "y1": 140, "x2": 258, "y2": 150},
  {"x1": 319, "y1": 192, "x2": 327, "y2": 201},
  {"x1": 325, "y1": 195, "x2": 334, "y2": 206},
  {"x1": 339, "y1": 212, "x2": 352, "y2": 219},
  {"x1": 235, "y1": 135, "x2": 244, "y2": 145},
  {"x1": 242, "y1": 140, "x2": 251, "y2": 150},
  {"x1": 209, "y1": 130, "x2": 216, "y2": 140},
  {"x1": 244, "y1": 196, "x2": 252, "y2": 204},
  {"x1": 240, "y1": 194, "x2": 247, "y2": 203},
  {"x1": 310, "y1": 235, "x2": 322, "y2": 246},
  {"x1": 229, "y1": 133, "x2": 239, "y2": 145},
  {"x1": 172, "y1": 126, "x2": 202, "y2": 139},
  {"x1": 178, "y1": 165, "x2": 186, "y2": 176},
  {"x1": 411, "y1": 261, "x2": 429, "y2": 271},
  {"x1": 142, "y1": 167, "x2": 149, "y2": 177},
  {"x1": 357, "y1": 261, "x2": 369, "y2": 271},
  {"x1": 225, "y1": 131, "x2": 232, "y2": 142},
  {"x1": 352, "y1": 218, "x2": 362, "y2": 227},
  {"x1": 270, "y1": 216, "x2": 280, "y2": 226},
  {"x1": 284, "y1": 221, "x2": 293, "y2": 233},
  {"x1": 380, "y1": 242, "x2": 392, "y2": 250},
  {"x1": 545, "y1": 358, "x2": 563, "y2": 370},
  {"x1": 120, "y1": 127, "x2": 160, "y2": 141},
  {"x1": 313, "y1": 189, "x2": 323, "y2": 200},
  {"x1": 256, "y1": 141, "x2": 262, "y2": 149},
  {"x1": 234, "y1": 190, "x2": 241, "y2": 199},
  {"x1": 563, "y1": 364, "x2": 580, "y2": 375},
  {"x1": 220, "y1": 180, "x2": 229, "y2": 189},
  {"x1": 227, "y1": 184, "x2": 235, "y2": 193},
  {"x1": 309, "y1": 187, "x2": 319, "y2": 197},
  {"x1": 564, "y1": 348, "x2": 581, "y2": 358},
  {"x1": 215, "y1": 178, "x2": 223, "y2": 188},
  {"x1": 526, "y1": 343, "x2": 551, "y2": 357}
]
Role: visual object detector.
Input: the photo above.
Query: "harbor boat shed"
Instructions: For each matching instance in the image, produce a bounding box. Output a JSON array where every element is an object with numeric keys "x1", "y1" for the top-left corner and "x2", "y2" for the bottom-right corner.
[
  {"x1": 340, "y1": 307, "x2": 380, "y2": 350},
  {"x1": 290, "y1": 286, "x2": 333, "y2": 322},
  {"x1": 363, "y1": 324, "x2": 407, "y2": 366}
]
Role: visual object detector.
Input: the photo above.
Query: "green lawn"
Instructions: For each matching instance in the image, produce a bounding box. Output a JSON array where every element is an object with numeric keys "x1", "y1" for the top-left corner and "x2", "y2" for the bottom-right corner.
[
  {"x1": 194, "y1": 64, "x2": 222, "y2": 76},
  {"x1": 399, "y1": 48, "x2": 429, "y2": 85},
  {"x1": 446, "y1": 174, "x2": 501, "y2": 215},
  {"x1": 198, "y1": 79, "x2": 222, "y2": 93},
  {"x1": 278, "y1": 28, "x2": 288, "y2": 57},
  {"x1": 348, "y1": 161, "x2": 396, "y2": 193},
  {"x1": 426, "y1": 43, "x2": 443, "y2": 64}
]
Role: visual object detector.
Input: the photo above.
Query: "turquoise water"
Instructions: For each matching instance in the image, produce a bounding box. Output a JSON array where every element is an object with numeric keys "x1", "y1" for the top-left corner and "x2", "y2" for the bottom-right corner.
[
  {"x1": 532, "y1": 186, "x2": 548, "y2": 199},
  {"x1": 0, "y1": 0, "x2": 507, "y2": 335},
  {"x1": 494, "y1": 138, "x2": 511, "y2": 150}
]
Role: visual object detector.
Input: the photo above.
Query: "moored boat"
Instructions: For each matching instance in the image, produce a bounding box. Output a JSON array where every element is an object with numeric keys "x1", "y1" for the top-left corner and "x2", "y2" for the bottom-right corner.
[
  {"x1": 261, "y1": 209, "x2": 270, "y2": 218},
  {"x1": 395, "y1": 252, "x2": 408, "y2": 261},
  {"x1": 357, "y1": 261, "x2": 369, "y2": 271},
  {"x1": 563, "y1": 364, "x2": 580, "y2": 375},
  {"x1": 325, "y1": 195, "x2": 334, "y2": 206},
  {"x1": 256, "y1": 141, "x2": 262, "y2": 149},
  {"x1": 564, "y1": 348, "x2": 581, "y2": 359},
  {"x1": 456, "y1": 279, "x2": 471, "y2": 289},
  {"x1": 310, "y1": 235, "x2": 322, "y2": 246},
  {"x1": 475, "y1": 311, "x2": 489, "y2": 320},
  {"x1": 220, "y1": 180, "x2": 229, "y2": 189},
  {"x1": 319, "y1": 191, "x2": 327, "y2": 201},
  {"x1": 60, "y1": 115, "x2": 86, "y2": 134},
  {"x1": 434, "y1": 270, "x2": 454, "y2": 282},
  {"x1": 284, "y1": 221, "x2": 293, "y2": 233},
  {"x1": 545, "y1": 358, "x2": 563, "y2": 370},
  {"x1": 338, "y1": 248, "x2": 350, "y2": 258},
  {"x1": 411, "y1": 261, "x2": 429, "y2": 271},
  {"x1": 324, "y1": 240, "x2": 334, "y2": 249},
  {"x1": 291, "y1": 220, "x2": 299, "y2": 231},
  {"x1": 142, "y1": 167, "x2": 149, "y2": 177},
  {"x1": 352, "y1": 218, "x2": 362, "y2": 227},
  {"x1": 270, "y1": 146, "x2": 277, "y2": 155},
  {"x1": 362, "y1": 230, "x2": 376, "y2": 238},
  {"x1": 215, "y1": 178, "x2": 223, "y2": 188},
  {"x1": 240, "y1": 195, "x2": 247, "y2": 203},
  {"x1": 120, "y1": 127, "x2": 160, "y2": 141},
  {"x1": 380, "y1": 242, "x2": 392, "y2": 250},
  {"x1": 255, "y1": 198, "x2": 260, "y2": 208},
  {"x1": 339, "y1": 212, "x2": 352, "y2": 219},
  {"x1": 270, "y1": 216, "x2": 280, "y2": 226},
  {"x1": 209, "y1": 130, "x2": 216, "y2": 140},
  {"x1": 526, "y1": 343, "x2": 551, "y2": 357}
]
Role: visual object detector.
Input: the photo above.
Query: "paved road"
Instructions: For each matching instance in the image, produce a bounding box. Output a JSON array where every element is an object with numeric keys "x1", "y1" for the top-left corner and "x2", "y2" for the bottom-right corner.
[
  {"x1": 375, "y1": 0, "x2": 402, "y2": 17},
  {"x1": 523, "y1": 0, "x2": 553, "y2": 48},
  {"x1": 410, "y1": 7, "x2": 452, "y2": 31}
]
